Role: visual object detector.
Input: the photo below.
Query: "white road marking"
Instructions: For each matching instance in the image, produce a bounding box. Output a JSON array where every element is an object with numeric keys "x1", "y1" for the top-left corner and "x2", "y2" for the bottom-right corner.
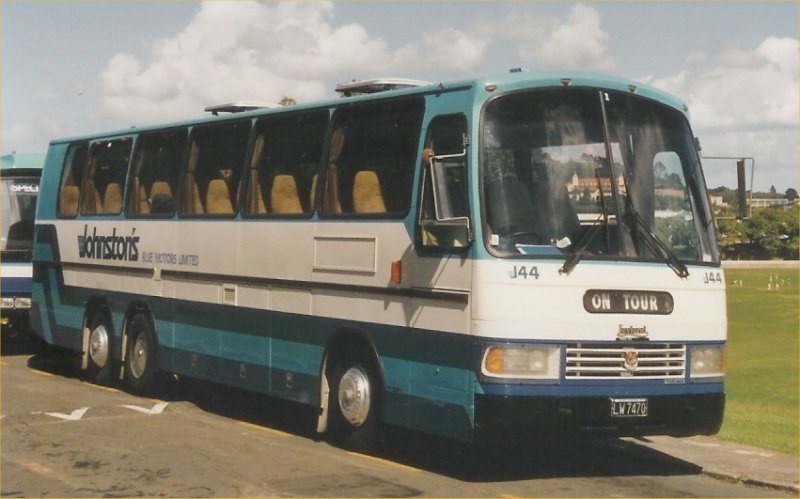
[
  {"x1": 120, "y1": 401, "x2": 169, "y2": 415},
  {"x1": 44, "y1": 407, "x2": 89, "y2": 421}
]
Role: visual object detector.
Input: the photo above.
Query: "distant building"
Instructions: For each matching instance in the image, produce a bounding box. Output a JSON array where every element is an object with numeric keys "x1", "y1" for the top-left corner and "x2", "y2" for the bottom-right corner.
[
  {"x1": 654, "y1": 188, "x2": 684, "y2": 199},
  {"x1": 566, "y1": 173, "x2": 625, "y2": 202},
  {"x1": 748, "y1": 197, "x2": 789, "y2": 209},
  {"x1": 708, "y1": 195, "x2": 728, "y2": 207}
]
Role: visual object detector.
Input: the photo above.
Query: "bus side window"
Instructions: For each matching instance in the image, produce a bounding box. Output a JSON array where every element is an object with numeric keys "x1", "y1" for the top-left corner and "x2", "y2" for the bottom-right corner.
[
  {"x1": 322, "y1": 97, "x2": 424, "y2": 217},
  {"x1": 417, "y1": 114, "x2": 471, "y2": 250},
  {"x1": 182, "y1": 121, "x2": 250, "y2": 217},
  {"x1": 58, "y1": 143, "x2": 89, "y2": 218},
  {"x1": 127, "y1": 130, "x2": 186, "y2": 217},
  {"x1": 81, "y1": 138, "x2": 132, "y2": 216},
  {"x1": 245, "y1": 110, "x2": 328, "y2": 216}
]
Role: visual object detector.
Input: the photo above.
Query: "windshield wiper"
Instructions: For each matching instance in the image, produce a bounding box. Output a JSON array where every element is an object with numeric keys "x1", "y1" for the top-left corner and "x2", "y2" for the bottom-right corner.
[
  {"x1": 624, "y1": 201, "x2": 690, "y2": 278},
  {"x1": 559, "y1": 214, "x2": 605, "y2": 275},
  {"x1": 560, "y1": 166, "x2": 612, "y2": 276}
]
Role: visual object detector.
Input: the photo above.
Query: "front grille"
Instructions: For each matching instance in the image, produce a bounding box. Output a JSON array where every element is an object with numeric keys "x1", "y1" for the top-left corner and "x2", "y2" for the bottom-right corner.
[{"x1": 566, "y1": 343, "x2": 685, "y2": 379}]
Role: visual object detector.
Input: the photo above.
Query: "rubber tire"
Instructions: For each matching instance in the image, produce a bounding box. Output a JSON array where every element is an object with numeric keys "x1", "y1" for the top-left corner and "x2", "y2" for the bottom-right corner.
[
  {"x1": 85, "y1": 310, "x2": 114, "y2": 385},
  {"x1": 327, "y1": 355, "x2": 381, "y2": 452},
  {"x1": 124, "y1": 313, "x2": 158, "y2": 395}
]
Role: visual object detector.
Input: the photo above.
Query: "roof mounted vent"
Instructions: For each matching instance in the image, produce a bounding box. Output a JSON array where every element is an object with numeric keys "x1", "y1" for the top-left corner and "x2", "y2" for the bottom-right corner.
[
  {"x1": 334, "y1": 78, "x2": 431, "y2": 97},
  {"x1": 204, "y1": 102, "x2": 281, "y2": 115}
]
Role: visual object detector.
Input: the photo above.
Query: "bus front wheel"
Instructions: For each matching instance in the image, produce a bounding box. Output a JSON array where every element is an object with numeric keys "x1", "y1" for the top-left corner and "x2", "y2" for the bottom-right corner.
[
  {"x1": 124, "y1": 313, "x2": 158, "y2": 395},
  {"x1": 328, "y1": 355, "x2": 380, "y2": 451}
]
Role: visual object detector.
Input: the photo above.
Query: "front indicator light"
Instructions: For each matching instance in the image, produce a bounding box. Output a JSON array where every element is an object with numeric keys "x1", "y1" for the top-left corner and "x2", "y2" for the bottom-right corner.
[
  {"x1": 485, "y1": 347, "x2": 504, "y2": 374},
  {"x1": 690, "y1": 345, "x2": 726, "y2": 378},
  {"x1": 482, "y1": 345, "x2": 560, "y2": 379}
]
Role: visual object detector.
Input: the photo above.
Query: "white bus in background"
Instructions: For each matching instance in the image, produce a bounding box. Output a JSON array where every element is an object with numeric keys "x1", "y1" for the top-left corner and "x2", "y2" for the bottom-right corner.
[
  {"x1": 2, "y1": 153, "x2": 43, "y2": 349},
  {"x1": 31, "y1": 70, "x2": 725, "y2": 450}
]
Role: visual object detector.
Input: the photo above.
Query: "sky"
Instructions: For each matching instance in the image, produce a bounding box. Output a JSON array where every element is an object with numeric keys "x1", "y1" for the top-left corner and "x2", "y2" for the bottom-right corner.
[{"x1": 2, "y1": 1, "x2": 798, "y2": 192}]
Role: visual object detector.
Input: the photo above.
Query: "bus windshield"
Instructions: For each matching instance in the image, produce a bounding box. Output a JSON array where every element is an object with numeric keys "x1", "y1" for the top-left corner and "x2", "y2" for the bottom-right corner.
[
  {"x1": 1, "y1": 175, "x2": 40, "y2": 262},
  {"x1": 482, "y1": 88, "x2": 719, "y2": 268}
]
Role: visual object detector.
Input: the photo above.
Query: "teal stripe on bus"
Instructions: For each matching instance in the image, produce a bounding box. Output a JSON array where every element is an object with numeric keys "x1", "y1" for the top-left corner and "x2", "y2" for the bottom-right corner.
[{"x1": 33, "y1": 271, "x2": 479, "y2": 440}]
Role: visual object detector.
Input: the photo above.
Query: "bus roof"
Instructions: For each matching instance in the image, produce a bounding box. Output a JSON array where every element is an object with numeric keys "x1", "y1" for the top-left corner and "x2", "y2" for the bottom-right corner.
[
  {"x1": 334, "y1": 78, "x2": 432, "y2": 96},
  {"x1": 1, "y1": 153, "x2": 46, "y2": 171},
  {"x1": 45, "y1": 69, "x2": 689, "y2": 146},
  {"x1": 204, "y1": 102, "x2": 283, "y2": 115}
]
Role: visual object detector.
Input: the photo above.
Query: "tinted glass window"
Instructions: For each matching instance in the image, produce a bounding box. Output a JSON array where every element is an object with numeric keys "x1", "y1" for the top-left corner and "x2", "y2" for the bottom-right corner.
[
  {"x1": 1, "y1": 174, "x2": 39, "y2": 259},
  {"x1": 82, "y1": 138, "x2": 133, "y2": 215},
  {"x1": 182, "y1": 120, "x2": 251, "y2": 216},
  {"x1": 322, "y1": 97, "x2": 424, "y2": 217},
  {"x1": 482, "y1": 89, "x2": 717, "y2": 263},
  {"x1": 58, "y1": 143, "x2": 89, "y2": 218},
  {"x1": 244, "y1": 110, "x2": 328, "y2": 216},
  {"x1": 127, "y1": 129, "x2": 186, "y2": 217}
]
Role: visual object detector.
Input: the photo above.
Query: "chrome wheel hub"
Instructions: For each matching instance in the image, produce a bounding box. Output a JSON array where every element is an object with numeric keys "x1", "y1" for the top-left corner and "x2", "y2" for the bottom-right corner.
[
  {"x1": 129, "y1": 334, "x2": 148, "y2": 379},
  {"x1": 338, "y1": 366, "x2": 371, "y2": 427},
  {"x1": 88, "y1": 325, "x2": 109, "y2": 368}
]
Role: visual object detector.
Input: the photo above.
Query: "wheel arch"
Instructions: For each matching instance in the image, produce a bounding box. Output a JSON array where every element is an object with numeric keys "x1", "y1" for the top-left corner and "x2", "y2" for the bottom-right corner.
[
  {"x1": 120, "y1": 300, "x2": 158, "y2": 370},
  {"x1": 316, "y1": 326, "x2": 385, "y2": 434},
  {"x1": 120, "y1": 300, "x2": 161, "y2": 394}
]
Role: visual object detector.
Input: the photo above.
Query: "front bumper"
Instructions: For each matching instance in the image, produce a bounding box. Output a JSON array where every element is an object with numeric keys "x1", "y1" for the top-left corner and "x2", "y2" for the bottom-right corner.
[
  {"x1": 1, "y1": 305, "x2": 32, "y2": 343},
  {"x1": 474, "y1": 392, "x2": 725, "y2": 443}
]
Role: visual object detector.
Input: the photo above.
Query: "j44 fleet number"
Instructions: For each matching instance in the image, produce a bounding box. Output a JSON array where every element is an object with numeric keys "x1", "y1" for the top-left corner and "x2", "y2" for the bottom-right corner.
[{"x1": 508, "y1": 265, "x2": 540, "y2": 280}]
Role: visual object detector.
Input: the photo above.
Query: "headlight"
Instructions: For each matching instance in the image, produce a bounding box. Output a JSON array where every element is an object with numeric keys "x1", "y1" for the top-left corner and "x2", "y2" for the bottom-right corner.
[
  {"x1": 690, "y1": 345, "x2": 726, "y2": 378},
  {"x1": 14, "y1": 297, "x2": 31, "y2": 309},
  {"x1": 482, "y1": 345, "x2": 560, "y2": 379},
  {"x1": 1, "y1": 297, "x2": 15, "y2": 309}
]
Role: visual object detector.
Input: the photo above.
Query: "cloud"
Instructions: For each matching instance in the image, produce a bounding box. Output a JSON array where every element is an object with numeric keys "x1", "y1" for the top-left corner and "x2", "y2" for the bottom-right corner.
[
  {"x1": 499, "y1": 4, "x2": 615, "y2": 72},
  {"x1": 4, "y1": 119, "x2": 66, "y2": 153},
  {"x1": 99, "y1": 2, "x2": 336, "y2": 122},
  {"x1": 97, "y1": 2, "x2": 619, "y2": 125},
  {"x1": 644, "y1": 37, "x2": 799, "y2": 190},
  {"x1": 98, "y1": 1, "x2": 489, "y2": 123},
  {"x1": 94, "y1": 3, "x2": 792, "y2": 189},
  {"x1": 646, "y1": 37, "x2": 799, "y2": 130},
  {"x1": 421, "y1": 29, "x2": 490, "y2": 73}
]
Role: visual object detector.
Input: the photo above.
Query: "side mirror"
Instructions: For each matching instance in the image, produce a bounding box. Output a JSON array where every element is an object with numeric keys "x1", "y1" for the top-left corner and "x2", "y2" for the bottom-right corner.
[
  {"x1": 419, "y1": 150, "x2": 473, "y2": 250},
  {"x1": 420, "y1": 217, "x2": 471, "y2": 250},
  {"x1": 736, "y1": 159, "x2": 748, "y2": 219}
]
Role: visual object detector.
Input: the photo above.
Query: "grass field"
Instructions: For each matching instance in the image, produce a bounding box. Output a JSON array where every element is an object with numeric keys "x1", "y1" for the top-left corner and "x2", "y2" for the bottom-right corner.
[{"x1": 716, "y1": 267, "x2": 799, "y2": 455}]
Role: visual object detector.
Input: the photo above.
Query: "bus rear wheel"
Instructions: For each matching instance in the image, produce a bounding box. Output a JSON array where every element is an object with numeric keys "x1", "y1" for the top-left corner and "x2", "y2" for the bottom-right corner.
[
  {"x1": 124, "y1": 313, "x2": 158, "y2": 395},
  {"x1": 328, "y1": 355, "x2": 381, "y2": 451},
  {"x1": 85, "y1": 310, "x2": 114, "y2": 385}
]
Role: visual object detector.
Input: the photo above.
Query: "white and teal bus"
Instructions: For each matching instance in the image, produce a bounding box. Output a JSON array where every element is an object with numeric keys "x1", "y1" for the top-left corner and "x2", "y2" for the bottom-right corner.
[
  {"x1": 31, "y1": 70, "x2": 725, "y2": 447},
  {"x1": 2, "y1": 153, "x2": 43, "y2": 348}
]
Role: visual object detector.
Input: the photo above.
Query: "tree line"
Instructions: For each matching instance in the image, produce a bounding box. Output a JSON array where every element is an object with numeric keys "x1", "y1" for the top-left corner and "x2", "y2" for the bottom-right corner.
[{"x1": 710, "y1": 187, "x2": 799, "y2": 260}]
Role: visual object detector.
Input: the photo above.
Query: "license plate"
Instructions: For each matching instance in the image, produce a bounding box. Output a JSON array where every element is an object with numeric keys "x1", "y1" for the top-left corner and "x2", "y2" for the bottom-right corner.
[{"x1": 610, "y1": 398, "x2": 648, "y2": 418}]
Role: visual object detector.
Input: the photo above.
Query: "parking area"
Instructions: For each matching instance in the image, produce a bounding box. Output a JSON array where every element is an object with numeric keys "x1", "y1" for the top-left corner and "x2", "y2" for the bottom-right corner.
[{"x1": 1, "y1": 349, "x2": 791, "y2": 498}]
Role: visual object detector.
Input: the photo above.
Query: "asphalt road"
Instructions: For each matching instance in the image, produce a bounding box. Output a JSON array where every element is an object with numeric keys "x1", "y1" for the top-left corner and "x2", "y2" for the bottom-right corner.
[{"x1": 1, "y1": 348, "x2": 791, "y2": 498}]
